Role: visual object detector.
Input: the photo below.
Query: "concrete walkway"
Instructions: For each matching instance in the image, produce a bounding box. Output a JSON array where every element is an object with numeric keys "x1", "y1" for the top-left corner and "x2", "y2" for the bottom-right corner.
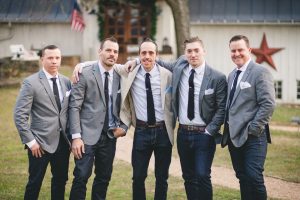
[{"x1": 115, "y1": 128, "x2": 300, "y2": 200}]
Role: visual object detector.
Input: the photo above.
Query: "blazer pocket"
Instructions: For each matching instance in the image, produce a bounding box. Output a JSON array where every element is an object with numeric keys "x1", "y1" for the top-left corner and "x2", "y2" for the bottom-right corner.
[
  {"x1": 81, "y1": 112, "x2": 93, "y2": 119},
  {"x1": 30, "y1": 120, "x2": 48, "y2": 132}
]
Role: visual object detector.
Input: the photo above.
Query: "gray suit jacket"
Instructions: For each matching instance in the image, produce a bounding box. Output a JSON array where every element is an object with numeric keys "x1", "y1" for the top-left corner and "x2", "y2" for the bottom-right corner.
[
  {"x1": 158, "y1": 56, "x2": 227, "y2": 142},
  {"x1": 69, "y1": 63, "x2": 127, "y2": 145},
  {"x1": 14, "y1": 70, "x2": 72, "y2": 153},
  {"x1": 222, "y1": 61, "x2": 276, "y2": 147},
  {"x1": 116, "y1": 64, "x2": 175, "y2": 145}
]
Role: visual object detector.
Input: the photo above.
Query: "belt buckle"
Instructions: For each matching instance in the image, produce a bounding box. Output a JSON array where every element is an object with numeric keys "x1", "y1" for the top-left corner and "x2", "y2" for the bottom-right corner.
[
  {"x1": 187, "y1": 125, "x2": 193, "y2": 131},
  {"x1": 148, "y1": 124, "x2": 156, "y2": 128}
]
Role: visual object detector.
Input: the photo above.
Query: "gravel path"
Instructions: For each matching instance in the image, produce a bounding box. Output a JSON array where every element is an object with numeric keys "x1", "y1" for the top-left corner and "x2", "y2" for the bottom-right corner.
[{"x1": 115, "y1": 125, "x2": 300, "y2": 200}]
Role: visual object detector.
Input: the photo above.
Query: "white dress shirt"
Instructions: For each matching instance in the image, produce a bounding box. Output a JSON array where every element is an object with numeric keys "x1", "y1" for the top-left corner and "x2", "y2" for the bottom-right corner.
[
  {"x1": 179, "y1": 62, "x2": 206, "y2": 126},
  {"x1": 131, "y1": 64, "x2": 164, "y2": 122},
  {"x1": 26, "y1": 68, "x2": 63, "y2": 148}
]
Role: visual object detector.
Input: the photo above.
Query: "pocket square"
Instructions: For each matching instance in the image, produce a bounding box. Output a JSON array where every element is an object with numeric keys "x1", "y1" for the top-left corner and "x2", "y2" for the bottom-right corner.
[
  {"x1": 117, "y1": 89, "x2": 121, "y2": 93},
  {"x1": 240, "y1": 81, "x2": 251, "y2": 89},
  {"x1": 65, "y1": 90, "x2": 71, "y2": 97},
  {"x1": 204, "y1": 88, "x2": 214, "y2": 95},
  {"x1": 165, "y1": 86, "x2": 172, "y2": 94}
]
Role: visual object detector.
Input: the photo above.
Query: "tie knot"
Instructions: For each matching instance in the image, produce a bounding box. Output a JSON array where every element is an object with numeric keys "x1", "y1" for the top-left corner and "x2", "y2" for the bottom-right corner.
[
  {"x1": 236, "y1": 70, "x2": 242, "y2": 75},
  {"x1": 104, "y1": 71, "x2": 109, "y2": 77},
  {"x1": 50, "y1": 77, "x2": 56, "y2": 82},
  {"x1": 146, "y1": 73, "x2": 151, "y2": 78},
  {"x1": 190, "y1": 69, "x2": 195, "y2": 74}
]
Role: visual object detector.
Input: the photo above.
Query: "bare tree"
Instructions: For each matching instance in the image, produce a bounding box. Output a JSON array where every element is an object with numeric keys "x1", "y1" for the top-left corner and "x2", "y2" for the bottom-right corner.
[{"x1": 165, "y1": 0, "x2": 190, "y2": 56}]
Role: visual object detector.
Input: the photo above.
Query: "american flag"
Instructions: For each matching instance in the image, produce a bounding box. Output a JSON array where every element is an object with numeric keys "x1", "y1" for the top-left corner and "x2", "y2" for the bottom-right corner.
[{"x1": 71, "y1": 0, "x2": 85, "y2": 32}]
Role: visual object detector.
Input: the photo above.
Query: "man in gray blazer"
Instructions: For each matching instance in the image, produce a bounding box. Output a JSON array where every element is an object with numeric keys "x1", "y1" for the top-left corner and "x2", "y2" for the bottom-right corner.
[
  {"x1": 69, "y1": 37, "x2": 128, "y2": 200},
  {"x1": 221, "y1": 35, "x2": 275, "y2": 200},
  {"x1": 157, "y1": 37, "x2": 227, "y2": 200},
  {"x1": 14, "y1": 45, "x2": 71, "y2": 200}
]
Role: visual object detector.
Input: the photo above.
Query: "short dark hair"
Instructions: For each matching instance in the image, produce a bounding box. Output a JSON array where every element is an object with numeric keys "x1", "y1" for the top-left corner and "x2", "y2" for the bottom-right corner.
[
  {"x1": 139, "y1": 37, "x2": 158, "y2": 53},
  {"x1": 100, "y1": 36, "x2": 118, "y2": 49},
  {"x1": 41, "y1": 45, "x2": 59, "y2": 57},
  {"x1": 183, "y1": 36, "x2": 204, "y2": 49},
  {"x1": 229, "y1": 35, "x2": 250, "y2": 47}
]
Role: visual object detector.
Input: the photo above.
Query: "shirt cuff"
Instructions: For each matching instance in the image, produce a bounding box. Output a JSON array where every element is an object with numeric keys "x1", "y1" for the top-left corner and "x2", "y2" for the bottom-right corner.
[
  {"x1": 205, "y1": 129, "x2": 212, "y2": 136},
  {"x1": 72, "y1": 133, "x2": 81, "y2": 139},
  {"x1": 26, "y1": 139, "x2": 37, "y2": 148}
]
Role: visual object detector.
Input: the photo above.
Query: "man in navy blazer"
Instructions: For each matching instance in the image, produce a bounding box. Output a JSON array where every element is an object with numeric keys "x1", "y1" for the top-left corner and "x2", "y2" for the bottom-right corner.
[
  {"x1": 221, "y1": 35, "x2": 275, "y2": 200},
  {"x1": 158, "y1": 37, "x2": 227, "y2": 200}
]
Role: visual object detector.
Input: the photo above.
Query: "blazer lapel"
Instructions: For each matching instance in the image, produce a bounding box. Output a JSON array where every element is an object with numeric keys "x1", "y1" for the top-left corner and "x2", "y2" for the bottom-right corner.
[
  {"x1": 199, "y1": 65, "x2": 211, "y2": 103},
  {"x1": 58, "y1": 75, "x2": 66, "y2": 99},
  {"x1": 173, "y1": 63, "x2": 188, "y2": 93},
  {"x1": 39, "y1": 71, "x2": 59, "y2": 112},
  {"x1": 231, "y1": 62, "x2": 253, "y2": 106},
  {"x1": 93, "y1": 64, "x2": 106, "y2": 106},
  {"x1": 159, "y1": 67, "x2": 168, "y2": 109},
  {"x1": 112, "y1": 70, "x2": 120, "y2": 112},
  {"x1": 122, "y1": 65, "x2": 140, "y2": 105},
  {"x1": 226, "y1": 70, "x2": 235, "y2": 106}
]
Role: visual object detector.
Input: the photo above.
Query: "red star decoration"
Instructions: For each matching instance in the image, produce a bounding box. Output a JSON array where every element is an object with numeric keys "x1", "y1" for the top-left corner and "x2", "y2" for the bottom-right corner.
[{"x1": 251, "y1": 33, "x2": 284, "y2": 70}]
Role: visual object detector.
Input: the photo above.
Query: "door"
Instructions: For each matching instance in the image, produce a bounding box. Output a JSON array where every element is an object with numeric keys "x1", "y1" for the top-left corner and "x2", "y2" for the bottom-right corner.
[{"x1": 104, "y1": 2, "x2": 152, "y2": 63}]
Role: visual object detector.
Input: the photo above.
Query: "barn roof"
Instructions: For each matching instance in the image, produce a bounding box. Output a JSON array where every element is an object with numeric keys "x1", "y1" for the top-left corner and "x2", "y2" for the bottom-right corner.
[
  {"x1": 0, "y1": 0, "x2": 74, "y2": 23},
  {"x1": 189, "y1": 0, "x2": 300, "y2": 24}
]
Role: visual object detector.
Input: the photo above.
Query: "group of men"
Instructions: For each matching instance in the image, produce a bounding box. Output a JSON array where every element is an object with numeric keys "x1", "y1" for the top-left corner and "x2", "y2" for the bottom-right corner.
[{"x1": 14, "y1": 34, "x2": 275, "y2": 200}]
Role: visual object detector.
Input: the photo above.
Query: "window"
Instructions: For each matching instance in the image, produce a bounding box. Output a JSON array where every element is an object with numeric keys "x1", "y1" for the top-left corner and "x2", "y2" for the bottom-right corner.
[
  {"x1": 297, "y1": 80, "x2": 300, "y2": 99},
  {"x1": 274, "y1": 81, "x2": 282, "y2": 99}
]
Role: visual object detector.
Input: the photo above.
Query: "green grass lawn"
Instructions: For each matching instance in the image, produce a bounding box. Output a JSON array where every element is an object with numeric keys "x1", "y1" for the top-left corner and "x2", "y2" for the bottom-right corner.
[{"x1": 271, "y1": 104, "x2": 300, "y2": 125}]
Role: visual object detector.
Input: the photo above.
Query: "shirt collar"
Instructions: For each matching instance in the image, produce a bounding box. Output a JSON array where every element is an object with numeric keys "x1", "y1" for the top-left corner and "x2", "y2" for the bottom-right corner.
[
  {"x1": 98, "y1": 61, "x2": 114, "y2": 76},
  {"x1": 43, "y1": 68, "x2": 58, "y2": 79},
  {"x1": 140, "y1": 64, "x2": 158, "y2": 77},
  {"x1": 236, "y1": 58, "x2": 251, "y2": 72},
  {"x1": 189, "y1": 60, "x2": 206, "y2": 75}
]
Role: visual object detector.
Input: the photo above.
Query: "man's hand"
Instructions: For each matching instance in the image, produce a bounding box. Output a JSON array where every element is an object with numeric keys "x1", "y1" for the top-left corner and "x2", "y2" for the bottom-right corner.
[
  {"x1": 71, "y1": 138, "x2": 85, "y2": 159},
  {"x1": 124, "y1": 59, "x2": 137, "y2": 73},
  {"x1": 30, "y1": 142, "x2": 44, "y2": 158},
  {"x1": 112, "y1": 127, "x2": 126, "y2": 138},
  {"x1": 71, "y1": 63, "x2": 84, "y2": 83}
]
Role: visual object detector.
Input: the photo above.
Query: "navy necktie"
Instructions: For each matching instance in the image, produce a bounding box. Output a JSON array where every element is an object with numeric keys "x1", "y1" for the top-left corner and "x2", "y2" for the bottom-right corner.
[
  {"x1": 103, "y1": 72, "x2": 109, "y2": 131},
  {"x1": 228, "y1": 70, "x2": 242, "y2": 107},
  {"x1": 225, "y1": 70, "x2": 242, "y2": 122},
  {"x1": 145, "y1": 73, "x2": 156, "y2": 125},
  {"x1": 188, "y1": 69, "x2": 195, "y2": 120},
  {"x1": 50, "y1": 77, "x2": 61, "y2": 112}
]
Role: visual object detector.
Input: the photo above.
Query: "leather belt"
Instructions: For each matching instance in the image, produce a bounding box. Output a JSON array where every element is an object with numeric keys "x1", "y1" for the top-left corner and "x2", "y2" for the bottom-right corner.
[
  {"x1": 179, "y1": 124, "x2": 206, "y2": 132},
  {"x1": 136, "y1": 119, "x2": 165, "y2": 128}
]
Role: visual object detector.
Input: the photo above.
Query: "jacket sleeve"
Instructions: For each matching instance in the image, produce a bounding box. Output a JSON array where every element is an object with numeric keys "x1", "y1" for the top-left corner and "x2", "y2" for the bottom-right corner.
[{"x1": 14, "y1": 79, "x2": 35, "y2": 144}]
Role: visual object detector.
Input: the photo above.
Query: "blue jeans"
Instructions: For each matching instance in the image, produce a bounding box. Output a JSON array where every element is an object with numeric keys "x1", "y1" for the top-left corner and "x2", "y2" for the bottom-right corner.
[
  {"x1": 70, "y1": 133, "x2": 116, "y2": 200},
  {"x1": 132, "y1": 126, "x2": 172, "y2": 200},
  {"x1": 177, "y1": 129, "x2": 216, "y2": 200},
  {"x1": 228, "y1": 133, "x2": 268, "y2": 200}
]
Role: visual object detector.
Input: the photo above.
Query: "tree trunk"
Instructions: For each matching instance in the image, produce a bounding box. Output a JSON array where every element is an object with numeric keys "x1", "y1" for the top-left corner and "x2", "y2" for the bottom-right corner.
[{"x1": 165, "y1": 0, "x2": 190, "y2": 56}]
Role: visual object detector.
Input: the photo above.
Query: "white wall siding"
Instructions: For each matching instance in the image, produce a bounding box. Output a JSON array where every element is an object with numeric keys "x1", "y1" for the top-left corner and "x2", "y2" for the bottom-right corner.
[{"x1": 0, "y1": 23, "x2": 82, "y2": 58}]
